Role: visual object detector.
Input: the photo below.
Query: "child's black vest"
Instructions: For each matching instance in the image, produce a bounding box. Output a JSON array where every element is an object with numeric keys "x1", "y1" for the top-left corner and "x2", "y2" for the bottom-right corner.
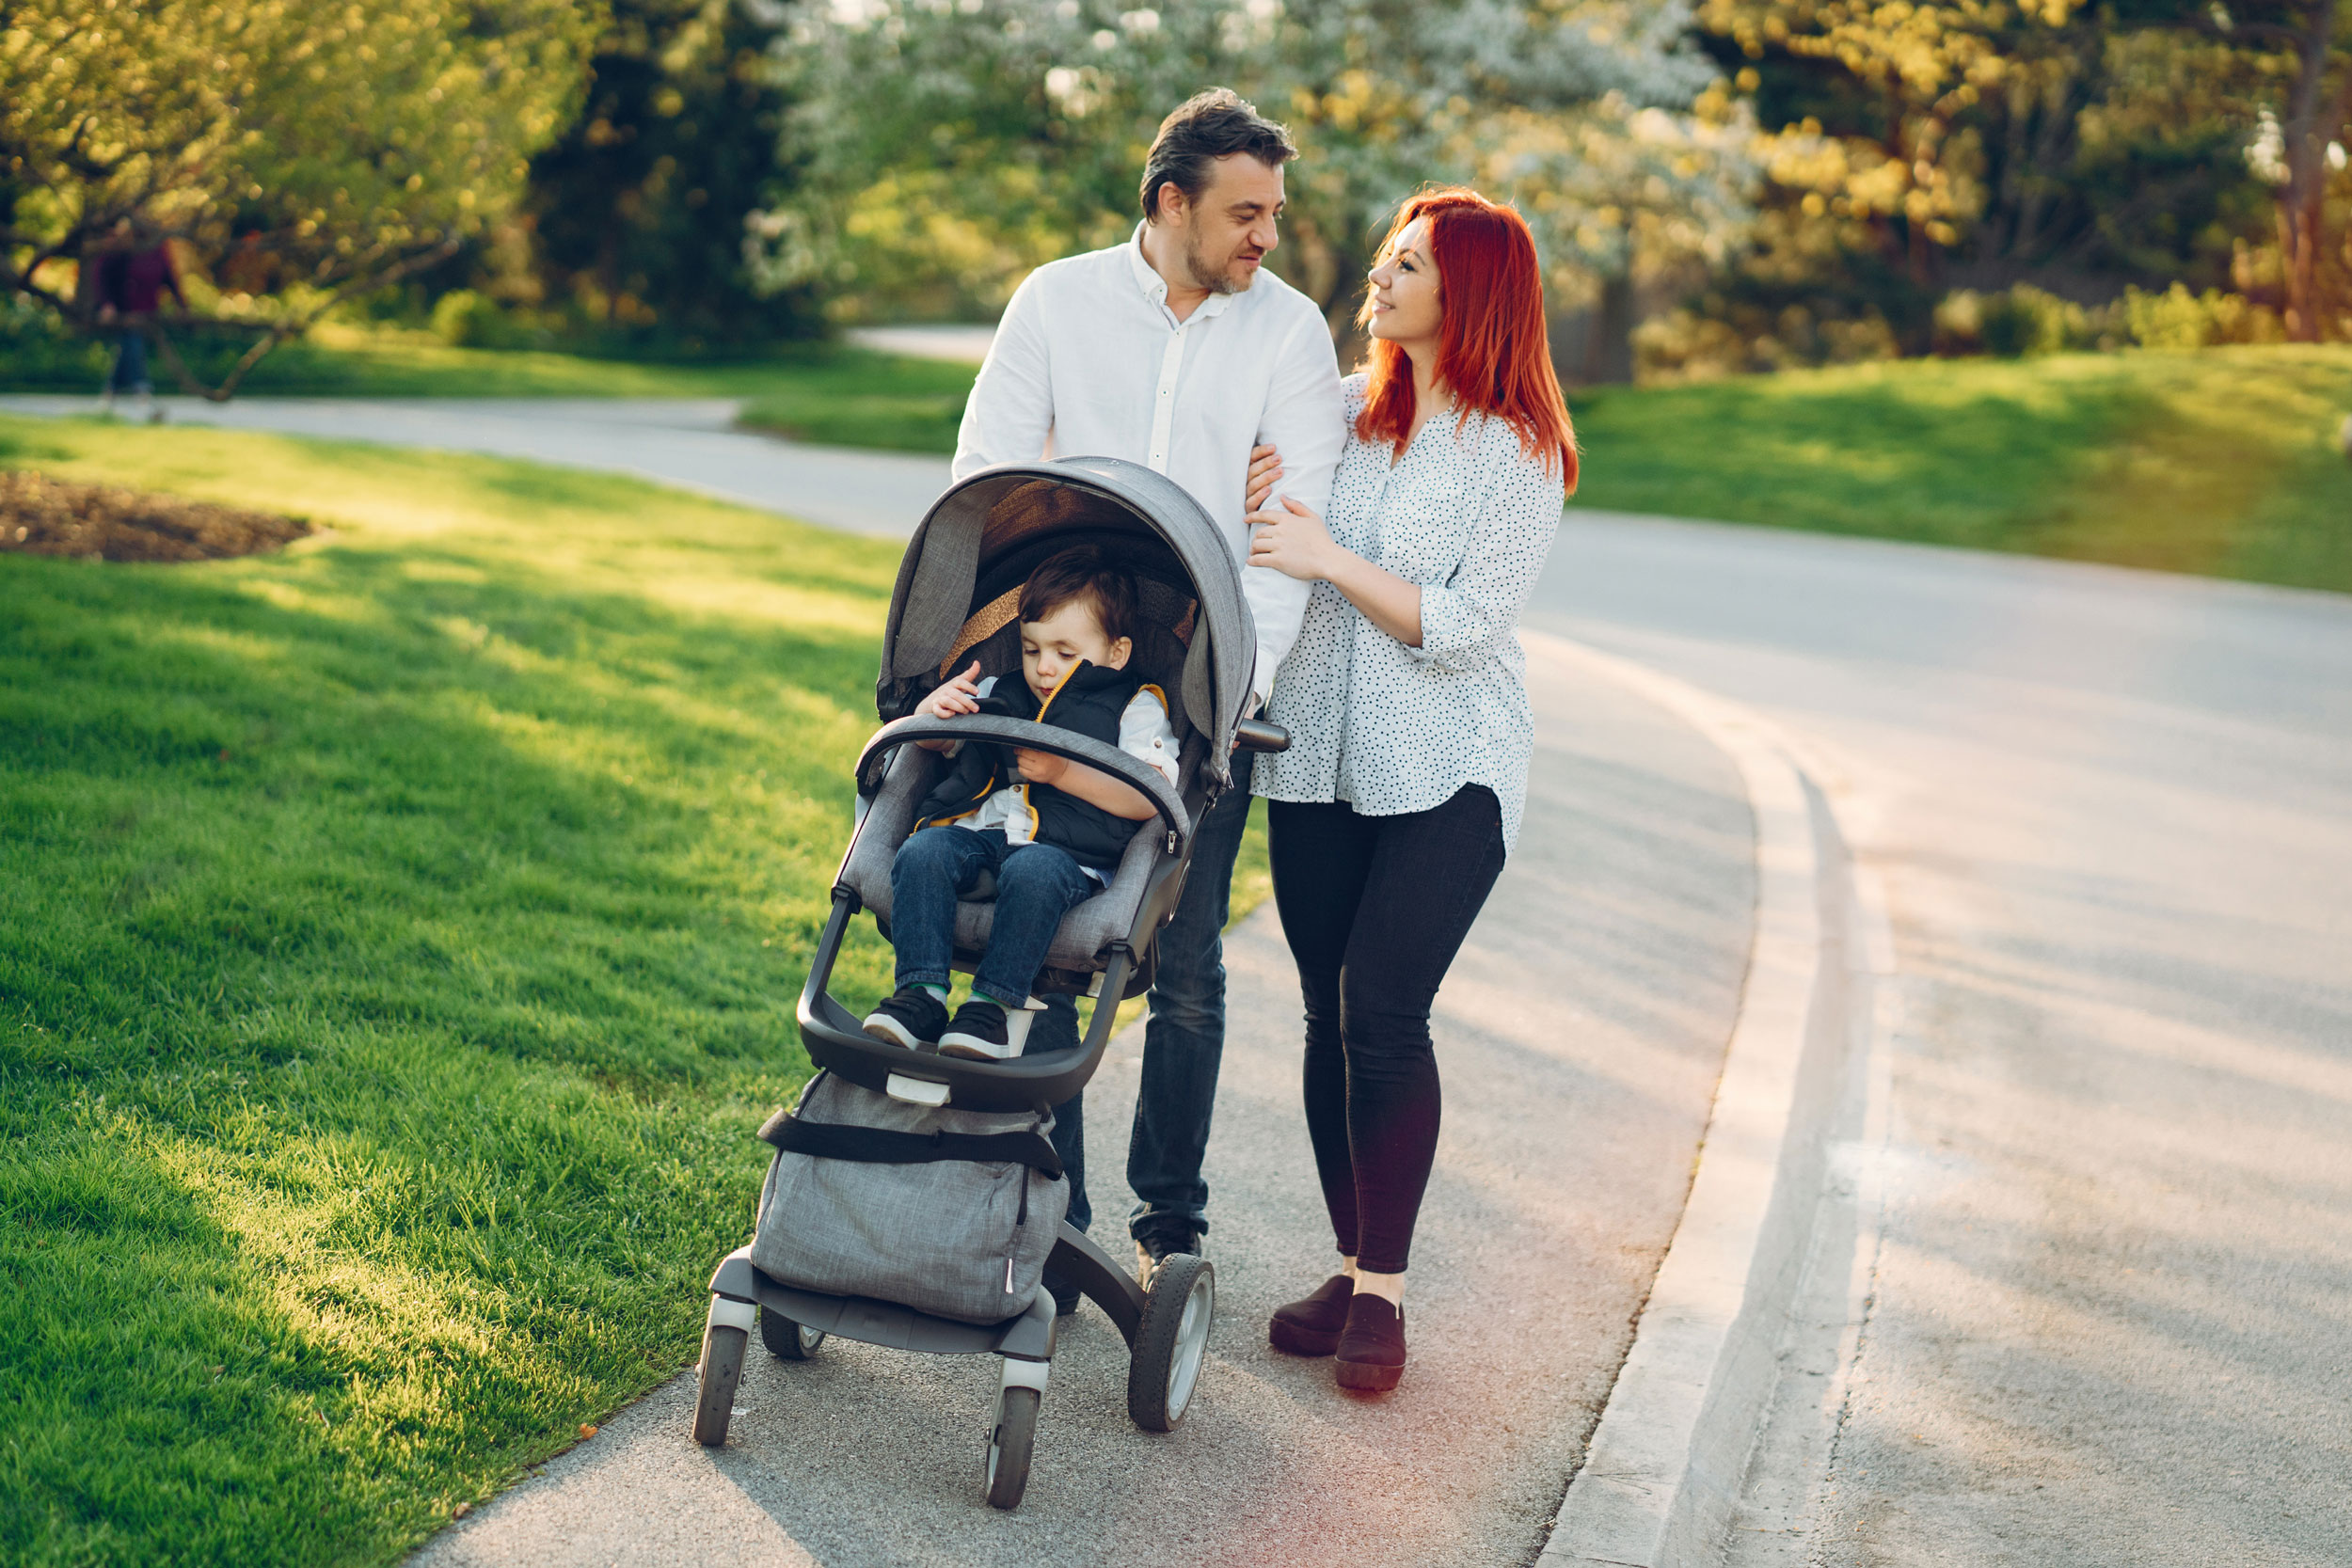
[{"x1": 912, "y1": 661, "x2": 1154, "y2": 871}]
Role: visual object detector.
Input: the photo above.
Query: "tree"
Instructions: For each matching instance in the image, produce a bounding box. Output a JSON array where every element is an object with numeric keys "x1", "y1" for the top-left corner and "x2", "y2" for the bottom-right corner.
[
  {"x1": 520, "y1": 0, "x2": 818, "y2": 346},
  {"x1": 1688, "y1": 0, "x2": 2333, "y2": 354},
  {"x1": 0, "y1": 0, "x2": 598, "y2": 398},
  {"x1": 2201, "y1": 0, "x2": 2347, "y2": 340},
  {"x1": 1699, "y1": 0, "x2": 2064, "y2": 301}
]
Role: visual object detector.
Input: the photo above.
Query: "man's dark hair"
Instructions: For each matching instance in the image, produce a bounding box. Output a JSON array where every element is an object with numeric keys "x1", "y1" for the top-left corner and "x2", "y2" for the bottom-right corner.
[
  {"x1": 1020, "y1": 546, "x2": 1136, "y2": 643},
  {"x1": 1138, "y1": 88, "x2": 1297, "y2": 222}
]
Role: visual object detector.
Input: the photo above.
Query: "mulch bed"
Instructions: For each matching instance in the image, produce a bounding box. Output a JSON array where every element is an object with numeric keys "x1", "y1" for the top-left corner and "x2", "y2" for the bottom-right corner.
[{"x1": 0, "y1": 470, "x2": 313, "y2": 562}]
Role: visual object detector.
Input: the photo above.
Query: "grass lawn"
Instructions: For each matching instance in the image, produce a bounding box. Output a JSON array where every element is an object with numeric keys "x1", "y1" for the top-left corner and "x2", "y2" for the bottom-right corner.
[
  {"x1": 1570, "y1": 345, "x2": 2352, "y2": 594},
  {"x1": 0, "y1": 415, "x2": 1267, "y2": 1566},
  {"x1": 2, "y1": 325, "x2": 979, "y2": 455}
]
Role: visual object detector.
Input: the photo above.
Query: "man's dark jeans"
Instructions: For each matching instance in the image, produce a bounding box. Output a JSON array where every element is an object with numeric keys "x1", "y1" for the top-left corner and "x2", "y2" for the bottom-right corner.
[
  {"x1": 1034, "y1": 753, "x2": 1252, "y2": 1241},
  {"x1": 890, "y1": 827, "x2": 1096, "y2": 1007}
]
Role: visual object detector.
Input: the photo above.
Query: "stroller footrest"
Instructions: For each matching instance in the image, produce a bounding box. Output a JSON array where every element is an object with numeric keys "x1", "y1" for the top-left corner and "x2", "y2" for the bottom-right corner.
[{"x1": 734, "y1": 1257, "x2": 1058, "y2": 1357}]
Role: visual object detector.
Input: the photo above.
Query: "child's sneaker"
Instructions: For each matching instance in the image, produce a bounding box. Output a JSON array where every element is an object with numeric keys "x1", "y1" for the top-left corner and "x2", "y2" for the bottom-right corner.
[
  {"x1": 938, "y1": 998, "x2": 1016, "y2": 1060},
  {"x1": 863, "y1": 987, "x2": 948, "y2": 1049}
]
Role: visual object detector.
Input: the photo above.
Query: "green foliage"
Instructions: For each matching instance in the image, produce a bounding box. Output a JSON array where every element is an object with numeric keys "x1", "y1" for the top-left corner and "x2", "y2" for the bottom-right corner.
[
  {"x1": 0, "y1": 418, "x2": 900, "y2": 1564},
  {"x1": 429, "y1": 290, "x2": 522, "y2": 351},
  {"x1": 770, "y1": 0, "x2": 1718, "y2": 329},
  {"x1": 513, "y1": 0, "x2": 818, "y2": 348},
  {"x1": 1572, "y1": 345, "x2": 2352, "y2": 590},
  {"x1": 1933, "y1": 284, "x2": 2114, "y2": 356},
  {"x1": 1979, "y1": 286, "x2": 2089, "y2": 357},
  {"x1": 2121, "y1": 282, "x2": 2291, "y2": 349},
  {"x1": 0, "y1": 0, "x2": 600, "y2": 394},
  {"x1": 0, "y1": 296, "x2": 109, "y2": 386},
  {"x1": 1690, "y1": 0, "x2": 2347, "y2": 356}
]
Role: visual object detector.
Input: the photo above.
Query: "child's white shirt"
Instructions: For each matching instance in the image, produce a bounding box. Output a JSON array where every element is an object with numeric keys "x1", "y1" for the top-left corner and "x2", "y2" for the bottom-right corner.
[{"x1": 959, "y1": 684, "x2": 1178, "y2": 879}]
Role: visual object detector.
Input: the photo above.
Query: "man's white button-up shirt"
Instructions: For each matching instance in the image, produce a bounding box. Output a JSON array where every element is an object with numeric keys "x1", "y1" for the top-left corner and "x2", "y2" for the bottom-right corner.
[{"x1": 952, "y1": 226, "x2": 1346, "y2": 705}]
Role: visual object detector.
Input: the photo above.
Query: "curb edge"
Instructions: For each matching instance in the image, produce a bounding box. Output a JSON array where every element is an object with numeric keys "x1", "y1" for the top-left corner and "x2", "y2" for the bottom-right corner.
[{"x1": 1528, "y1": 632, "x2": 1865, "y2": 1568}]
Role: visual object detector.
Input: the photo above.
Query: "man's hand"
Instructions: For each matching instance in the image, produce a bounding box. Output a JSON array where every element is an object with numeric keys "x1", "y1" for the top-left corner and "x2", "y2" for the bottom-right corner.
[{"x1": 1015, "y1": 748, "x2": 1070, "y2": 785}]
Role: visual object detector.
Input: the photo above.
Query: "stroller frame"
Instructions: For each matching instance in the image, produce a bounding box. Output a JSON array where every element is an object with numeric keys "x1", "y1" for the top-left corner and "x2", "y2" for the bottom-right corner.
[{"x1": 691, "y1": 458, "x2": 1278, "y2": 1509}]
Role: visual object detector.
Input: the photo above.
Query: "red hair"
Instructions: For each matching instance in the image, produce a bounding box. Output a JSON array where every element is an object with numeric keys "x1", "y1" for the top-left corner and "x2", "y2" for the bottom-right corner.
[{"x1": 1354, "y1": 188, "x2": 1578, "y2": 489}]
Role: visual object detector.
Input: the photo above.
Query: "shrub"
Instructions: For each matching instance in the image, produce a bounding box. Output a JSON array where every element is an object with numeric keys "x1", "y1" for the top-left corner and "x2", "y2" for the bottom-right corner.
[
  {"x1": 1935, "y1": 285, "x2": 2112, "y2": 357},
  {"x1": 2122, "y1": 284, "x2": 2286, "y2": 349},
  {"x1": 0, "y1": 296, "x2": 112, "y2": 388},
  {"x1": 430, "y1": 289, "x2": 516, "y2": 348}
]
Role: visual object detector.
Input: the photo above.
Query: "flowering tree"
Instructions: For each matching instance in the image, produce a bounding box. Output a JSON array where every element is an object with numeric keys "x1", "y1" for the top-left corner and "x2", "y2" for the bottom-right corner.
[
  {"x1": 1478, "y1": 91, "x2": 1758, "y2": 379},
  {"x1": 759, "y1": 0, "x2": 1730, "y2": 353},
  {"x1": 0, "y1": 0, "x2": 596, "y2": 397}
]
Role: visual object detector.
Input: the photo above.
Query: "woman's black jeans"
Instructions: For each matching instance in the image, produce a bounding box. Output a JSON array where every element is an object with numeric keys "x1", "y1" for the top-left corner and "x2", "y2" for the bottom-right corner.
[{"x1": 1267, "y1": 784, "x2": 1507, "y2": 1275}]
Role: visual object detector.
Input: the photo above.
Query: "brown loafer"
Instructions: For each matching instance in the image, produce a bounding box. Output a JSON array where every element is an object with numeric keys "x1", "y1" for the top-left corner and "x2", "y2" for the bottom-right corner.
[
  {"x1": 1268, "y1": 1275, "x2": 1355, "y2": 1357},
  {"x1": 1334, "y1": 1293, "x2": 1406, "y2": 1392}
]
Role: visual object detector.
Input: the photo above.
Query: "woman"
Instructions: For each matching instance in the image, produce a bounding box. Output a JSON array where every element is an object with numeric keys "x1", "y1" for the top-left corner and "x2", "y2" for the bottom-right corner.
[{"x1": 1243, "y1": 187, "x2": 1577, "y2": 1393}]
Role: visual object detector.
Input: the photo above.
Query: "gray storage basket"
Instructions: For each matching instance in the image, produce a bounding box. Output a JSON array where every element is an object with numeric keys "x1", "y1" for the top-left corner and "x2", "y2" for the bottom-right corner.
[{"x1": 749, "y1": 1072, "x2": 1071, "y2": 1325}]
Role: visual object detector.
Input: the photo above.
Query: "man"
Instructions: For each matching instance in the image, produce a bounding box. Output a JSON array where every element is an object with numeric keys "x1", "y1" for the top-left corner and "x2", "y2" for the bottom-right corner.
[{"x1": 954, "y1": 87, "x2": 1346, "y2": 1289}]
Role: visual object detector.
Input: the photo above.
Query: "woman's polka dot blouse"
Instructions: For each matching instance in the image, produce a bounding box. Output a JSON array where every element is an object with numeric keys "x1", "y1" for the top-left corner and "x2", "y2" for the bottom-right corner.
[{"x1": 1254, "y1": 372, "x2": 1567, "y2": 852}]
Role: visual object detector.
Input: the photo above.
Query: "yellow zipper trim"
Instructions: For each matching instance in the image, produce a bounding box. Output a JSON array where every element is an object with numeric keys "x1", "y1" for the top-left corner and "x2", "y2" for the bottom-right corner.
[
  {"x1": 1019, "y1": 665, "x2": 1082, "y2": 840},
  {"x1": 920, "y1": 767, "x2": 998, "y2": 830}
]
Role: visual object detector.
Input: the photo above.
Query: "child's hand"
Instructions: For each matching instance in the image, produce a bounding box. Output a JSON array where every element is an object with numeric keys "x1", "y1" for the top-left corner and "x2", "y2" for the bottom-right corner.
[
  {"x1": 917, "y1": 660, "x2": 984, "y2": 721},
  {"x1": 1014, "y1": 748, "x2": 1069, "y2": 785}
]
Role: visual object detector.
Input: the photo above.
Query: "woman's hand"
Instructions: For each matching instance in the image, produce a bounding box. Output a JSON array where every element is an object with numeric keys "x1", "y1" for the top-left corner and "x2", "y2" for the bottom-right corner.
[
  {"x1": 1014, "y1": 748, "x2": 1070, "y2": 785},
  {"x1": 1253, "y1": 499, "x2": 1427, "y2": 646},
  {"x1": 1248, "y1": 496, "x2": 1343, "y2": 582},
  {"x1": 1245, "y1": 443, "x2": 1285, "y2": 514}
]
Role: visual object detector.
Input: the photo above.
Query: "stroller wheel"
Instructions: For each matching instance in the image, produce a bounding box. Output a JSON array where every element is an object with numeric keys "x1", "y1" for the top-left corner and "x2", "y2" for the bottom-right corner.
[
  {"x1": 984, "y1": 1386, "x2": 1040, "y2": 1510},
  {"x1": 760, "y1": 1307, "x2": 824, "y2": 1361},
  {"x1": 1127, "y1": 1253, "x2": 1214, "y2": 1433},
  {"x1": 691, "y1": 1321, "x2": 749, "y2": 1447}
]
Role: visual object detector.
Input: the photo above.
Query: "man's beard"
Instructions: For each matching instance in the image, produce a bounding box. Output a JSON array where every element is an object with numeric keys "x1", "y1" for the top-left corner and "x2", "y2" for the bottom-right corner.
[{"x1": 1183, "y1": 229, "x2": 1249, "y2": 295}]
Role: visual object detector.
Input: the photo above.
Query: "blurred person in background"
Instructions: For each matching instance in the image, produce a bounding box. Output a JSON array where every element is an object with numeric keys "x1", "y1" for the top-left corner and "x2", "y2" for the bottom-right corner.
[{"x1": 94, "y1": 218, "x2": 185, "y2": 424}]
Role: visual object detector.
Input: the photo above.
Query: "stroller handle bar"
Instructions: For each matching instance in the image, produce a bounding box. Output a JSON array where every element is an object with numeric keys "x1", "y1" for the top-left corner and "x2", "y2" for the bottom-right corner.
[{"x1": 855, "y1": 714, "x2": 1194, "y2": 848}]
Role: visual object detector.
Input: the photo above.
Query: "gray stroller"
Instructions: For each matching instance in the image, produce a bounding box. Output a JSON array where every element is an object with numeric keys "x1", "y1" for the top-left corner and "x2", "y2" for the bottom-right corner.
[{"x1": 691, "y1": 456, "x2": 1287, "y2": 1509}]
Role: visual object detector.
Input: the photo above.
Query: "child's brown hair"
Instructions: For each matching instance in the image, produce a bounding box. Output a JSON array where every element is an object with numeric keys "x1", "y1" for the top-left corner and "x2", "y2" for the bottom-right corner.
[{"x1": 1018, "y1": 546, "x2": 1136, "y2": 642}]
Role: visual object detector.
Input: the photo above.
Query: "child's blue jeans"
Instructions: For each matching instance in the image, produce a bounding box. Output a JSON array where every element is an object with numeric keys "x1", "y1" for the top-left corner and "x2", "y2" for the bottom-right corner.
[{"x1": 890, "y1": 826, "x2": 1097, "y2": 1007}]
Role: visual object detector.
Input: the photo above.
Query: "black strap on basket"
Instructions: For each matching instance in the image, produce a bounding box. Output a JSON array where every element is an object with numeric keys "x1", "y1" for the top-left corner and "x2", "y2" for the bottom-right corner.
[{"x1": 759, "y1": 1113, "x2": 1064, "y2": 1181}]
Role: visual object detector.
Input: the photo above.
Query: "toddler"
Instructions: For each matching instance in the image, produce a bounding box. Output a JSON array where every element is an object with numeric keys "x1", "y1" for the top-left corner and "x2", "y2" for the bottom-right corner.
[{"x1": 865, "y1": 546, "x2": 1178, "y2": 1059}]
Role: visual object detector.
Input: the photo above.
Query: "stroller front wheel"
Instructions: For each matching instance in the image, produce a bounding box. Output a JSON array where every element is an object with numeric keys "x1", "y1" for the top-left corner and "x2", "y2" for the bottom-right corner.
[
  {"x1": 760, "y1": 1306, "x2": 824, "y2": 1360},
  {"x1": 1127, "y1": 1253, "x2": 1214, "y2": 1432},
  {"x1": 984, "y1": 1386, "x2": 1040, "y2": 1510},
  {"x1": 691, "y1": 1321, "x2": 749, "y2": 1446}
]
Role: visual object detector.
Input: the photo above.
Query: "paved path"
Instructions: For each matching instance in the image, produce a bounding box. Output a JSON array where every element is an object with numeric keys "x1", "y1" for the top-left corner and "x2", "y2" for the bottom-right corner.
[
  {"x1": 408, "y1": 642, "x2": 1758, "y2": 1568},
  {"x1": 845, "y1": 325, "x2": 995, "y2": 364},
  {"x1": 0, "y1": 394, "x2": 952, "y2": 537},
  {"x1": 1531, "y1": 514, "x2": 2352, "y2": 1566}
]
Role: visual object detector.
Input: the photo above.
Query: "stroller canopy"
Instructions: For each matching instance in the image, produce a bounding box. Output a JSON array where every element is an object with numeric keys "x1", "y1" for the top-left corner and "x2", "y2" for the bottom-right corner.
[{"x1": 877, "y1": 457, "x2": 1257, "y2": 785}]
